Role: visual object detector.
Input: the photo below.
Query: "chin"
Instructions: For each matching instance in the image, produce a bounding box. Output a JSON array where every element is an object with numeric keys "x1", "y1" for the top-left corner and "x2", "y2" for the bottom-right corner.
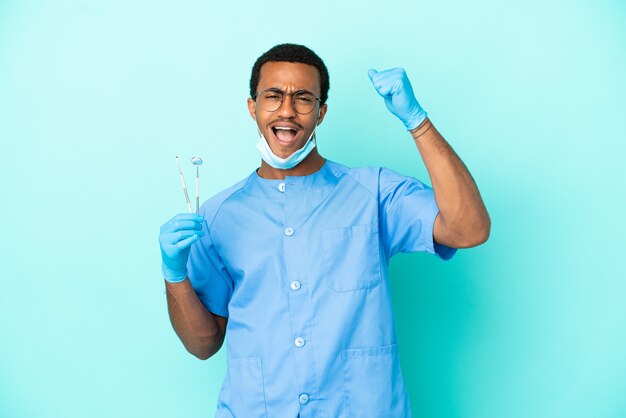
[{"x1": 274, "y1": 143, "x2": 305, "y2": 159}]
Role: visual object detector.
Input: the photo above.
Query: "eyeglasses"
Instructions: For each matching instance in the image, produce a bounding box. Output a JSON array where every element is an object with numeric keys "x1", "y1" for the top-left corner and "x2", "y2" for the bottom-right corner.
[{"x1": 253, "y1": 88, "x2": 322, "y2": 114}]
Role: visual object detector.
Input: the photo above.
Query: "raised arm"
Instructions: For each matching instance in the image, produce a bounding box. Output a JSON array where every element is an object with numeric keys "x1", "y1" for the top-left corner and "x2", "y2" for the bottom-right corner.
[
  {"x1": 410, "y1": 118, "x2": 490, "y2": 248},
  {"x1": 368, "y1": 68, "x2": 490, "y2": 248}
]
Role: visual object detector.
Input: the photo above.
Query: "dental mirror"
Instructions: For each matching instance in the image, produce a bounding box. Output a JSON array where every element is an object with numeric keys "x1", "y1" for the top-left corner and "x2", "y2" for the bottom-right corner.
[{"x1": 191, "y1": 157, "x2": 203, "y2": 213}]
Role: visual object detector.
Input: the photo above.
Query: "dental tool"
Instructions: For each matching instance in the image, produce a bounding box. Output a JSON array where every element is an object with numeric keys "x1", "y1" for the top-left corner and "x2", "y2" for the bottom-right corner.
[
  {"x1": 176, "y1": 156, "x2": 193, "y2": 213},
  {"x1": 191, "y1": 156, "x2": 203, "y2": 213}
]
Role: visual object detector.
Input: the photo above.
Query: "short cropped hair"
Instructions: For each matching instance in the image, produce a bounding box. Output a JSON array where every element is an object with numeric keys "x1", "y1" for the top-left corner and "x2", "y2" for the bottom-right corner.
[{"x1": 249, "y1": 43, "x2": 330, "y2": 104}]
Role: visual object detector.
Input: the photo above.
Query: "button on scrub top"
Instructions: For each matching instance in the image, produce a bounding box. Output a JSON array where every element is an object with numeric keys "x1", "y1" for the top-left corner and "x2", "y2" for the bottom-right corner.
[{"x1": 187, "y1": 160, "x2": 456, "y2": 418}]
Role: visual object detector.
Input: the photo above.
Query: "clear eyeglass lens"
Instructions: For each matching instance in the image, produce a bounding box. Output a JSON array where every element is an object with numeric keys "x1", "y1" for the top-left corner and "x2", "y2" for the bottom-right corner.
[{"x1": 258, "y1": 91, "x2": 317, "y2": 114}]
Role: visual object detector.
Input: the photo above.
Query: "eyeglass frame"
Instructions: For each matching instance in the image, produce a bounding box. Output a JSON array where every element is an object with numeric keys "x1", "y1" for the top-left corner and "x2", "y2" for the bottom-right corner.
[{"x1": 252, "y1": 88, "x2": 322, "y2": 115}]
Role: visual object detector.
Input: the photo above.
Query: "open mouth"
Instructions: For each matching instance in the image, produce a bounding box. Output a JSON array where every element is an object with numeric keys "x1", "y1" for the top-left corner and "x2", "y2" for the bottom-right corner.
[{"x1": 271, "y1": 126, "x2": 300, "y2": 145}]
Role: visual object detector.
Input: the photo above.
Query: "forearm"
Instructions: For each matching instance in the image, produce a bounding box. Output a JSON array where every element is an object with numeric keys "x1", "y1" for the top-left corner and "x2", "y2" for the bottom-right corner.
[
  {"x1": 411, "y1": 118, "x2": 490, "y2": 247},
  {"x1": 165, "y1": 278, "x2": 224, "y2": 360}
]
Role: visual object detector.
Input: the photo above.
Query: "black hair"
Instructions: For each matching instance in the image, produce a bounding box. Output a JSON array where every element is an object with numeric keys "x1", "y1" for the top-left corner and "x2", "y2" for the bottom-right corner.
[{"x1": 249, "y1": 43, "x2": 330, "y2": 104}]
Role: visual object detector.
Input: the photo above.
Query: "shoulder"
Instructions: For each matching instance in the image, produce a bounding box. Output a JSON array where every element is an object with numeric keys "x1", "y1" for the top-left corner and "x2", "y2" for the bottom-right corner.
[
  {"x1": 198, "y1": 175, "x2": 251, "y2": 227},
  {"x1": 327, "y1": 161, "x2": 433, "y2": 205},
  {"x1": 327, "y1": 161, "x2": 423, "y2": 195},
  {"x1": 326, "y1": 160, "x2": 378, "y2": 191}
]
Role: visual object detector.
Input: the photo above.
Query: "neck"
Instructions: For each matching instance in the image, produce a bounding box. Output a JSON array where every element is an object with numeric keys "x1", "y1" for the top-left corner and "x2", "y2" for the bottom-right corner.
[{"x1": 257, "y1": 149, "x2": 326, "y2": 180}]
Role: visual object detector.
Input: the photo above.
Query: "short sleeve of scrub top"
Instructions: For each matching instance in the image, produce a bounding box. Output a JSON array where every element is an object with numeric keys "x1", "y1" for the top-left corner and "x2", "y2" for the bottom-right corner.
[{"x1": 377, "y1": 167, "x2": 457, "y2": 260}]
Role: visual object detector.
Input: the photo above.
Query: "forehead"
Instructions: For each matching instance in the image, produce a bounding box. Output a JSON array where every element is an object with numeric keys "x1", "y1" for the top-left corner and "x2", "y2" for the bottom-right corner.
[{"x1": 257, "y1": 62, "x2": 321, "y2": 94}]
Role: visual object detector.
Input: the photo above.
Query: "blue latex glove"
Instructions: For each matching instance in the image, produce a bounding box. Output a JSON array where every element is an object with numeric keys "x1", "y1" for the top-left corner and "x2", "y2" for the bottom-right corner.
[
  {"x1": 368, "y1": 68, "x2": 428, "y2": 131},
  {"x1": 159, "y1": 213, "x2": 205, "y2": 283}
]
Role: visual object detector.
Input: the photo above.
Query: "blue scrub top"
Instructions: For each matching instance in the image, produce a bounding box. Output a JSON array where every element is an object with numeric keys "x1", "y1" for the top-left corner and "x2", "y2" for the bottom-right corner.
[{"x1": 187, "y1": 160, "x2": 456, "y2": 418}]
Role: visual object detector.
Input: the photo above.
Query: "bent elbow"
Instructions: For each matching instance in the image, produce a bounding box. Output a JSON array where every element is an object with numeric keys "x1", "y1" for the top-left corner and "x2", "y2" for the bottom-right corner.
[
  {"x1": 186, "y1": 331, "x2": 225, "y2": 360},
  {"x1": 187, "y1": 344, "x2": 217, "y2": 361},
  {"x1": 192, "y1": 351, "x2": 212, "y2": 361},
  {"x1": 449, "y1": 217, "x2": 491, "y2": 248},
  {"x1": 474, "y1": 228, "x2": 490, "y2": 246},
  {"x1": 467, "y1": 217, "x2": 491, "y2": 247}
]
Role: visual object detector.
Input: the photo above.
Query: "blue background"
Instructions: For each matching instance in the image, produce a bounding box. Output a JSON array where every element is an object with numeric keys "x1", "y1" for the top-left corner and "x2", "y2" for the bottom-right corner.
[{"x1": 1, "y1": 0, "x2": 625, "y2": 417}]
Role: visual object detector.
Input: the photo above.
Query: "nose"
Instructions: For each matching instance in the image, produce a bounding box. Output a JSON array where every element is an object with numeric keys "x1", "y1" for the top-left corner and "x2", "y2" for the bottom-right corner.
[{"x1": 276, "y1": 94, "x2": 297, "y2": 118}]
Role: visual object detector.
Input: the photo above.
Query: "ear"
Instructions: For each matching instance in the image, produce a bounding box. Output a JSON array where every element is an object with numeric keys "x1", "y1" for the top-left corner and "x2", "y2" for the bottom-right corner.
[
  {"x1": 316, "y1": 103, "x2": 328, "y2": 126},
  {"x1": 247, "y1": 98, "x2": 257, "y2": 121}
]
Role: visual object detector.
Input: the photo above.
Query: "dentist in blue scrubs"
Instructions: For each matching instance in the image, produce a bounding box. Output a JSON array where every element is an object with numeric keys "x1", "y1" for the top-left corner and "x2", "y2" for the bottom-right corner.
[{"x1": 159, "y1": 43, "x2": 490, "y2": 418}]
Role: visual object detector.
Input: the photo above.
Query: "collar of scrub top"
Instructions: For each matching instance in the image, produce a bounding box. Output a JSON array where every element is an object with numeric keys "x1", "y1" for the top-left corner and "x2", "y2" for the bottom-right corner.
[{"x1": 250, "y1": 160, "x2": 336, "y2": 196}]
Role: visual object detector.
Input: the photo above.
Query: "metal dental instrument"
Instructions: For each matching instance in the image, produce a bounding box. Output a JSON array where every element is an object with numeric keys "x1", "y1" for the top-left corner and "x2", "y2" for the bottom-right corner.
[
  {"x1": 191, "y1": 156, "x2": 203, "y2": 213},
  {"x1": 176, "y1": 156, "x2": 193, "y2": 213}
]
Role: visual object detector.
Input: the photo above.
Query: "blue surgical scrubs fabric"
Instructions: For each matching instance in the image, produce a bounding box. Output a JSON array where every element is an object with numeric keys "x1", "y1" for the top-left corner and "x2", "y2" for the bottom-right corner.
[{"x1": 187, "y1": 160, "x2": 456, "y2": 418}]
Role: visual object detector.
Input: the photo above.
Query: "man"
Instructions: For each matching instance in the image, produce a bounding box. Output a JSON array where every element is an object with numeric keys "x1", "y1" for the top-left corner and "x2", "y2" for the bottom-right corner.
[{"x1": 159, "y1": 43, "x2": 490, "y2": 418}]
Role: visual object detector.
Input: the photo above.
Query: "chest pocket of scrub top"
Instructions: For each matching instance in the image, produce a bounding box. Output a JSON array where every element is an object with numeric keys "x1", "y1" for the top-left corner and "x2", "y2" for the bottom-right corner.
[{"x1": 322, "y1": 223, "x2": 382, "y2": 292}]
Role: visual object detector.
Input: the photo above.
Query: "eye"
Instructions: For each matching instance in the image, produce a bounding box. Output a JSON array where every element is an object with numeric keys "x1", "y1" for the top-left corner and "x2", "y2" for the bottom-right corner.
[
  {"x1": 295, "y1": 94, "x2": 314, "y2": 103},
  {"x1": 264, "y1": 93, "x2": 282, "y2": 101}
]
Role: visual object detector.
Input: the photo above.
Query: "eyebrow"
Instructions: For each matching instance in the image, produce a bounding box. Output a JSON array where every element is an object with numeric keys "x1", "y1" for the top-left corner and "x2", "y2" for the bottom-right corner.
[{"x1": 265, "y1": 87, "x2": 315, "y2": 95}]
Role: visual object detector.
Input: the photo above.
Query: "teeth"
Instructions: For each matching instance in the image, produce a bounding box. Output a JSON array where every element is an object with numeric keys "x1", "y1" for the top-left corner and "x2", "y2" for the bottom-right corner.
[{"x1": 275, "y1": 127, "x2": 296, "y2": 131}]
